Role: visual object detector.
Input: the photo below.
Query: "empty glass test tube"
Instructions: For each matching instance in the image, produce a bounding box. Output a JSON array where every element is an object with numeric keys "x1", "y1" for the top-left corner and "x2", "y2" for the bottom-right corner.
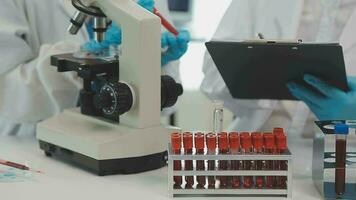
[{"x1": 213, "y1": 101, "x2": 224, "y2": 134}]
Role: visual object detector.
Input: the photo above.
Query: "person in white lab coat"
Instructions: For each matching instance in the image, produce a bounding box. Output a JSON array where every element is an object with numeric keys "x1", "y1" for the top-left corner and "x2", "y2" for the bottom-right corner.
[
  {"x1": 0, "y1": 0, "x2": 186, "y2": 136},
  {"x1": 201, "y1": 0, "x2": 356, "y2": 136}
]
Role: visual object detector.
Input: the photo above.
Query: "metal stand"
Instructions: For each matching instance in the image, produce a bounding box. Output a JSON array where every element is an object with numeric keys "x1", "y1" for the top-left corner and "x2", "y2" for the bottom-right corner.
[
  {"x1": 313, "y1": 121, "x2": 356, "y2": 199},
  {"x1": 167, "y1": 144, "x2": 293, "y2": 198}
]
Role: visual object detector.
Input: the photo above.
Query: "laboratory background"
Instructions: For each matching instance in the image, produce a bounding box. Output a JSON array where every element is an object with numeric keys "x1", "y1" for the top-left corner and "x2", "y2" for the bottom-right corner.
[{"x1": 1, "y1": 0, "x2": 356, "y2": 200}]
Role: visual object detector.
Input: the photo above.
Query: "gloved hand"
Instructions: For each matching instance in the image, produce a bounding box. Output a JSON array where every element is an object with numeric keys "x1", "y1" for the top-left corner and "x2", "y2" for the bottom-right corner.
[
  {"x1": 83, "y1": 0, "x2": 154, "y2": 53},
  {"x1": 137, "y1": 0, "x2": 154, "y2": 12},
  {"x1": 161, "y1": 30, "x2": 190, "y2": 66},
  {"x1": 287, "y1": 74, "x2": 356, "y2": 120},
  {"x1": 83, "y1": 23, "x2": 122, "y2": 53}
]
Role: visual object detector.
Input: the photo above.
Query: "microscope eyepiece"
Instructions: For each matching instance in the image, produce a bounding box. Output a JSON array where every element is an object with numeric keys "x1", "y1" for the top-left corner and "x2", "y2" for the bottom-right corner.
[{"x1": 69, "y1": 0, "x2": 108, "y2": 42}]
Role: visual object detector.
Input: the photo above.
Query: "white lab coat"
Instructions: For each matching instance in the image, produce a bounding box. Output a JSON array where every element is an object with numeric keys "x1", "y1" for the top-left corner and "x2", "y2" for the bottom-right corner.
[
  {"x1": 340, "y1": 10, "x2": 356, "y2": 76},
  {"x1": 0, "y1": 0, "x2": 178, "y2": 136},
  {"x1": 201, "y1": 0, "x2": 356, "y2": 136}
]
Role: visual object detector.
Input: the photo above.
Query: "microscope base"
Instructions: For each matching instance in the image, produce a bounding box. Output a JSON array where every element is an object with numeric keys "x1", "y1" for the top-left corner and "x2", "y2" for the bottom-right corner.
[
  {"x1": 36, "y1": 108, "x2": 178, "y2": 175},
  {"x1": 39, "y1": 140, "x2": 167, "y2": 175}
]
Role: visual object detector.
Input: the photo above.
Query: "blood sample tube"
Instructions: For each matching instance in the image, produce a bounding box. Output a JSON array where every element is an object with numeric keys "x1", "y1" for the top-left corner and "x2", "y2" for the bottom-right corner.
[
  {"x1": 240, "y1": 132, "x2": 253, "y2": 188},
  {"x1": 229, "y1": 132, "x2": 241, "y2": 188},
  {"x1": 194, "y1": 132, "x2": 206, "y2": 189},
  {"x1": 264, "y1": 133, "x2": 277, "y2": 188},
  {"x1": 171, "y1": 133, "x2": 182, "y2": 189},
  {"x1": 153, "y1": 7, "x2": 179, "y2": 36},
  {"x1": 252, "y1": 132, "x2": 264, "y2": 188},
  {"x1": 273, "y1": 127, "x2": 285, "y2": 136},
  {"x1": 334, "y1": 124, "x2": 349, "y2": 196},
  {"x1": 276, "y1": 133, "x2": 287, "y2": 189},
  {"x1": 183, "y1": 132, "x2": 194, "y2": 189},
  {"x1": 218, "y1": 132, "x2": 229, "y2": 188},
  {"x1": 206, "y1": 133, "x2": 217, "y2": 189}
]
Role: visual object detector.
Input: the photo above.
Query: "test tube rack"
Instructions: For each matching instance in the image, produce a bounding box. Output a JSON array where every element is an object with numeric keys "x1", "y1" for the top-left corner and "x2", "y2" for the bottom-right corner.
[{"x1": 167, "y1": 143, "x2": 293, "y2": 198}]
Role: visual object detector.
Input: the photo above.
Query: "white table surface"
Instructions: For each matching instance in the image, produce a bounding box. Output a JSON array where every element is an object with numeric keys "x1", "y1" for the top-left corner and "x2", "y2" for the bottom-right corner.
[{"x1": 0, "y1": 135, "x2": 323, "y2": 200}]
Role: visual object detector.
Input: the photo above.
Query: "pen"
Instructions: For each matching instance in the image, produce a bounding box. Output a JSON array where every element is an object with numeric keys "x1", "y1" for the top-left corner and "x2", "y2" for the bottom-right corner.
[{"x1": 0, "y1": 159, "x2": 43, "y2": 174}]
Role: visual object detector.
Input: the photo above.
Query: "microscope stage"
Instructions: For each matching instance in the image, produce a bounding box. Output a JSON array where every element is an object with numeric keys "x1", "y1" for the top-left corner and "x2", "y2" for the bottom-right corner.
[{"x1": 37, "y1": 108, "x2": 178, "y2": 175}]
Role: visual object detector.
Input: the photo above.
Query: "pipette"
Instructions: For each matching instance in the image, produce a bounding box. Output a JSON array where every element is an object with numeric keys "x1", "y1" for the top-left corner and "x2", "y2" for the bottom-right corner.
[
  {"x1": 153, "y1": 7, "x2": 179, "y2": 36},
  {"x1": 0, "y1": 159, "x2": 43, "y2": 174}
]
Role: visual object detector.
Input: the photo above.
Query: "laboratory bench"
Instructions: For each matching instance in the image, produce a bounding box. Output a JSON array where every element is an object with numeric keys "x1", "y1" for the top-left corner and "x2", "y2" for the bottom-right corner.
[{"x1": 0, "y1": 135, "x2": 323, "y2": 200}]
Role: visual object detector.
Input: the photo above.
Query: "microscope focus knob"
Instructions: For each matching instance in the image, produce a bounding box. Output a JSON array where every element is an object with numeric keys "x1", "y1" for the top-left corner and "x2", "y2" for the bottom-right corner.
[
  {"x1": 94, "y1": 92, "x2": 112, "y2": 109},
  {"x1": 161, "y1": 76, "x2": 184, "y2": 109},
  {"x1": 95, "y1": 82, "x2": 134, "y2": 116}
]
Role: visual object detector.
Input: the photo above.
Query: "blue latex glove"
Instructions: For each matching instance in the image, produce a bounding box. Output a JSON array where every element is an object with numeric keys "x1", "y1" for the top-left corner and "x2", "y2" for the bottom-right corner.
[
  {"x1": 137, "y1": 0, "x2": 154, "y2": 12},
  {"x1": 287, "y1": 74, "x2": 356, "y2": 120},
  {"x1": 83, "y1": 23, "x2": 122, "y2": 53},
  {"x1": 83, "y1": 0, "x2": 154, "y2": 53},
  {"x1": 161, "y1": 30, "x2": 190, "y2": 66}
]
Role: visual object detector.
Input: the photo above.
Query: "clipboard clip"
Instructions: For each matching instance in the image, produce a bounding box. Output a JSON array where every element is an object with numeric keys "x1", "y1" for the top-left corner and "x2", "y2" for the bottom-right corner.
[{"x1": 244, "y1": 33, "x2": 303, "y2": 44}]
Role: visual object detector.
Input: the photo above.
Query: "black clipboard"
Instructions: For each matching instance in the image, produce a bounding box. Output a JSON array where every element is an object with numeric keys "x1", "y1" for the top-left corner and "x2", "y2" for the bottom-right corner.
[{"x1": 205, "y1": 40, "x2": 349, "y2": 100}]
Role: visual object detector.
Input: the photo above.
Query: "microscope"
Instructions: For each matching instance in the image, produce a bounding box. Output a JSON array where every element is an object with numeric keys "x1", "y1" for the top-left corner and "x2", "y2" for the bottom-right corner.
[{"x1": 36, "y1": 0, "x2": 183, "y2": 176}]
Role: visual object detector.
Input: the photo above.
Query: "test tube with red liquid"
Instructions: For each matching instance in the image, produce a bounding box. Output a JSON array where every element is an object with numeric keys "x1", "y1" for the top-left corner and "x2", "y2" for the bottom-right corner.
[
  {"x1": 275, "y1": 132, "x2": 287, "y2": 189},
  {"x1": 252, "y1": 132, "x2": 264, "y2": 188},
  {"x1": 218, "y1": 132, "x2": 229, "y2": 188},
  {"x1": 334, "y1": 124, "x2": 349, "y2": 196},
  {"x1": 229, "y1": 132, "x2": 241, "y2": 188},
  {"x1": 183, "y1": 132, "x2": 194, "y2": 189},
  {"x1": 153, "y1": 7, "x2": 179, "y2": 36},
  {"x1": 194, "y1": 132, "x2": 206, "y2": 189},
  {"x1": 273, "y1": 127, "x2": 284, "y2": 135},
  {"x1": 171, "y1": 133, "x2": 182, "y2": 189},
  {"x1": 240, "y1": 132, "x2": 253, "y2": 188},
  {"x1": 206, "y1": 133, "x2": 217, "y2": 189},
  {"x1": 264, "y1": 133, "x2": 277, "y2": 188}
]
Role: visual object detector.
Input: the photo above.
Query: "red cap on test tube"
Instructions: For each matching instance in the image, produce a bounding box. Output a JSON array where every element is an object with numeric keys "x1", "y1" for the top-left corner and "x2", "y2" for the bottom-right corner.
[
  {"x1": 183, "y1": 132, "x2": 193, "y2": 150},
  {"x1": 252, "y1": 132, "x2": 263, "y2": 152},
  {"x1": 264, "y1": 133, "x2": 276, "y2": 150},
  {"x1": 240, "y1": 132, "x2": 252, "y2": 151},
  {"x1": 273, "y1": 127, "x2": 285, "y2": 136},
  {"x1": 206, "y1": 133, "x2": 217, "y2": 152},
  {"x1": 218, "y1": 132, "x2": 229, "y2": 151},
  {"x1": 171, "y1": 133, "x2": 182, "y2": 151},
  {"x1": 229, "y1": 132, "x2": 240, "y2": 151},
  {"x1": 206, "y1": 133, "x2": 216, "y2": 152},
  {"x1": 194, "y1": 132, "x2": 205, "y2": 150}
]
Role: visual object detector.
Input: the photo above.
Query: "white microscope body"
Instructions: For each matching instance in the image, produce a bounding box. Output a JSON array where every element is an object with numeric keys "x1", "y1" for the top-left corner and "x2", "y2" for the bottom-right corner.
[{"x1": 36, "y1": 0, "x2": 181, "y2": 175}]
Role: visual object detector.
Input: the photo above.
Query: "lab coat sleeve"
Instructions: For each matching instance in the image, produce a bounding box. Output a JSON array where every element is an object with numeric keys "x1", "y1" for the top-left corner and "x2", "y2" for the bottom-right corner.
[
  {"x1": 0, "y1": 41, "x2": 82, "y2": 124},
  {"x1": 0, "y1": 0, "x2": 35, "y2": 74},
  {"x1": 340, "y1": 10, "x2": 356, "y2": 76},
  {"x1": 0, "y1": 0, "x2": 82, "y2": 123}
]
